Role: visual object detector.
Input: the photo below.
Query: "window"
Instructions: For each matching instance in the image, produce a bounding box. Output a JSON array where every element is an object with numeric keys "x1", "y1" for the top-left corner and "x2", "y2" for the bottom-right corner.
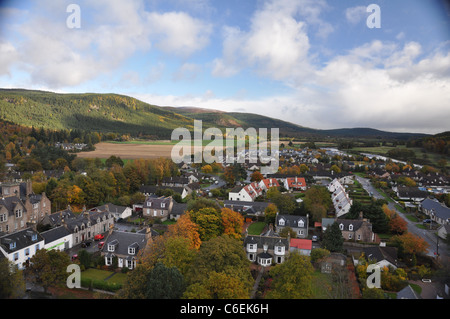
[
  {"x1": 14, "y1": 252, "x2": 19, "y2": 261},
  {"x1": 15, "y1": 209, "x2": 22, "y2": 218},
  {"x1": 9, "y1": 242, "x2": 16, "y2": 250},
  {"x1": 279, "y1": 218, "x2": 285, "y2": 226},
  {"x1": 298, "y1": 220, "x2": 304, "y2": 227},
  {"x1": 0, "y1": 213, "x2": 7, "y2": 222},
  {"x1": 339, "y1": 223, "x2": 344, "y2": 230},
  {"x1": 25, "y1": 248, "x2": 30, "y2": 256},
  {"x1": 108, "y1": 244, "x2": 116, "y2": 252},
  {"x1": 349, "y1": 233, "x2": 353, "y2": 239},
  {"x1": 35, "y1": 244, "x2": 40, "y2": 252},
  {"x1": 128, "y1": 247, "x2": 136, "y2": 255},
  {"x1": 31, "y1": 234, "x2": 37, "y2": 241},
  {"x1": 349, "y1": 224, "x2": 353, "y2": 231},
  {"x1": 357, "y1": 234, "x2": 361, "y2": 240}
]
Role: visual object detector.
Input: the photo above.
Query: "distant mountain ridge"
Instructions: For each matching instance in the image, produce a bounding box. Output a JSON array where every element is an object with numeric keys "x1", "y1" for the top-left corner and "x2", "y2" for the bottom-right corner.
[{"x1": 0, "y1": 88, "x2": 429, "y2": 140}]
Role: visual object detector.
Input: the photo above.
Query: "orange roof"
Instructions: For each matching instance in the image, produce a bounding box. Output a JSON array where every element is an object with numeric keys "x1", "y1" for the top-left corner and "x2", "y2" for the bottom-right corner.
[
  {"x1": 286, "y1": 177, "x2": 306, "y2": 188},
  {"x1": 290, "y1": 238, "x2": 312, "y2": 250}
]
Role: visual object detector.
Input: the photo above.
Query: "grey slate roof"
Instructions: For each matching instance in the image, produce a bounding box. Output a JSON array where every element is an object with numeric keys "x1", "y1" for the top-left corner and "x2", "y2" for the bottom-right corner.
[
  {"x1": 397, "y1": 285, "x2": 421, "y2": 299},
  {"x1": 0, "y1": 228, "x2": 43, "y2": 254},
  {"x1": 40, "y1": 225, "x2": 71, "y2": 244},
  {"x1": 101, "y1": 230, "x2": 148, "y2": 257},
  {"x1": 421, "y1": 198, "x2": 450, "y2": 221},
  {"x1": 0, "y1": 196, "x2": 27, "y2": 216},
  {"x1": 363, "y1": 246, "x2": 398, "y2": 266},
  {"x1": 276, "y1": 214, "x2": 308, "y2": 229},
  {"x1": 336, "y1": 219, "x2": 365, "y2": 231}
]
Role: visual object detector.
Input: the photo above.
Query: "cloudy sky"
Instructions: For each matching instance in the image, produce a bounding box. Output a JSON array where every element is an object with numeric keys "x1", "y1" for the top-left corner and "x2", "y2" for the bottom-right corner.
[{"x1": 0, "y1": 0, "x2": 449, "y2": 134}]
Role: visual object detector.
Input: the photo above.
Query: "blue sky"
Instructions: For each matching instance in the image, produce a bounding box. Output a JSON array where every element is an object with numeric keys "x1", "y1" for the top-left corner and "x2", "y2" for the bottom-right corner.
[{"x1": 0, "y1": 0, "x2": 449, "y2": 134}]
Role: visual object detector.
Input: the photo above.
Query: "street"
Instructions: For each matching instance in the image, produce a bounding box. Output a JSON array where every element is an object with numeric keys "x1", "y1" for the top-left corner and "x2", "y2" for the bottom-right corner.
[{"x1": 355, "y1": 175, "x2": 449, "y2": 259}]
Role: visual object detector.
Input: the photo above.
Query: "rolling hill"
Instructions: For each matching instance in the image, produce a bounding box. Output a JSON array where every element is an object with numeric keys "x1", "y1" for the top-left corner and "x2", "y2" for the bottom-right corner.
[{"x1": 0, "y1": 88, "x2": 429, "y2": 140}]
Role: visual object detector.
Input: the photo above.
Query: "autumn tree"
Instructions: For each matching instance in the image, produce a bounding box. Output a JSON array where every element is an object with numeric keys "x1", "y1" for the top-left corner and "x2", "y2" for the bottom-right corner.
[
  {"x1": 250, "y1": 170, "x2": 263, "y2": 182},
  {"x1": 186, "y1": 235, "x2": 253, "y2": 294},
  {"x1": 24, "y1": 249, "x2": 71, "y2": 293},
  {"x1": 161, "y1": 237, "x2": 198, "y2": 277},
  {"x1": 264, "y1": 203, "x2": 278, "y2": 225},
  {"x1": 391, "y1": 232, "x2": 429, "y2": 261},
  {"x1": 167, "y1": 214, "x2": 202, "y2": 249},
  {"x1": 183, "y1": 271, "x2": 249, "y2": 299},
  {"x1": 0, "y1": 258, "x2": 25, "y2": 298},
  {"x1": 221, "y1": 208, "x2": 244, "y2": 240},
  {"x1": 382, "y1": 204, "x2": 407, "y2": 234},
  {"x1": 223, "y1": 166, "x2": 235, "y2": 185},
  {"x1": 188, "y1": 208, "x2": 224, "y2": 241},
  {"x1": 266, "y1": 252, "x2": 314, "y2": 299}
]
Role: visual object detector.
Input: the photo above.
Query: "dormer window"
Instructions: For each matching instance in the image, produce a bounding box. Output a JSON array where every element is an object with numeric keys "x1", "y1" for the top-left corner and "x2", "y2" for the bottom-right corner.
[
  {"x1": 279, "y1": 218, "x2": 285, "y2": 226},
  {"x1": 147, "y1": 202, "x2": 152, "y2": 207},
  {"x1": 128, "y1": 247, "x2": 135, "y2": 255},
  {"x1": 339, "y1": 223, "x2": 344, "y2": 230},
  {"x1": 161, "y1": 203, "x2": 165, "y2": 208},
  {"x1": 108, "y1": 239, "x2": 119, "y2": 252},
  {"x1": 9, "y1": 241, "x2": 16, "y2": 250},
  {"x1": 298, "y1": 220, "x2": 304, "y2": 227},
  {"x1": 349, "y1": 224, "x2": 353, "y2": 231},
  {"x1": 31, "y1": 234, "x2": 37, "y2": 241}
]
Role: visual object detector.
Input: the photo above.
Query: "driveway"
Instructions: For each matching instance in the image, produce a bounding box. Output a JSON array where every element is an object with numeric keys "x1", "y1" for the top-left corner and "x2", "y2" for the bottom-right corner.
[{"x1": 410, "y1": 280, "x2": 439, "y2": 299}]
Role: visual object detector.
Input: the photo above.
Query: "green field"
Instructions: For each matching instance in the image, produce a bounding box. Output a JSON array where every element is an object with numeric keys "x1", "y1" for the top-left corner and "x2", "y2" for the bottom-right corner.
[{"x1": 352, "y1": 145, "x2": 449, "y2": 168}]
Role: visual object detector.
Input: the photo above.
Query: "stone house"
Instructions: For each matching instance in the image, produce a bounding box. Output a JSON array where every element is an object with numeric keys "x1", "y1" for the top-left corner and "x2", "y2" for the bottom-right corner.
[
  {"x1": 275, "y1": 213, "x2": 309, "y2": 239},
  {"x1": 336, "y1": 214, "x2": 376, "y2": 242},
  {"x1": 101, "y1": 228, "x2": 153, "y2": 269},
  {"x1": 142, "y1": 196, "x2": 173, "y2": 221}
]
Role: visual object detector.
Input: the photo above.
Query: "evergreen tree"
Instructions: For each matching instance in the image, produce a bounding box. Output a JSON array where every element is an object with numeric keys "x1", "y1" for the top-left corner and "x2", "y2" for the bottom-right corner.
[{"x1": 322, "y1": 222, "x2": 344, "y2": 253}]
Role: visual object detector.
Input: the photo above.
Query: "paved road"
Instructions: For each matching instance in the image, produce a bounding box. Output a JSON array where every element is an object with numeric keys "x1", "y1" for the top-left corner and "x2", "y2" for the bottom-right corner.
[{"x1": 355, "y1": 175, "x2": 449, "y2": 259}]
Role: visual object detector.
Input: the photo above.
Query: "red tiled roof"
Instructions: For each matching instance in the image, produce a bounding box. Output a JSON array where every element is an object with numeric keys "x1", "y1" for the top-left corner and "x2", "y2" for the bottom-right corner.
[{"x1": 290, "y1": 238, "x2": 312, "y2": 250}]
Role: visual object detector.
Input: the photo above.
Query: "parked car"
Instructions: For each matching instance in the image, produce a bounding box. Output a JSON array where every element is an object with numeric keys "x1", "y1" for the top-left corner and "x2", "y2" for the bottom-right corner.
[
  {"x1": 98, "y1": 241, "x2": 105, "y2": 249},
  {"x1": 81, "y1": 241, "x2": 91, "y2": 248},
  {"x1": 312, "y1": 235, "x2": 318, "y2": 242},
  {"x1": 94, "y1": 234, "x2": 105, "y2": 241}
]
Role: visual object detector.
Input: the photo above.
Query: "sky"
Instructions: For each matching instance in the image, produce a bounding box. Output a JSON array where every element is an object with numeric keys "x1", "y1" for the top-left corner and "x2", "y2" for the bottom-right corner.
[{"x1": 0, "y1": 0, "x2": 449, "y2": 134}]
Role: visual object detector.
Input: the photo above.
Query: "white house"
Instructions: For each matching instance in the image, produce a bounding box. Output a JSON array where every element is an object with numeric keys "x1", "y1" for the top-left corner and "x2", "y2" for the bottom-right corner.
[
  {"x1": 228, "y1": 182, "x2": 264, "y2": 202},
  {"x1": 92, "y1": 203, "x2": 132, "y2": 221},
  {"x1": 328, "y1": 178, "x2": 352, "y2": 217},
  {"x1": 41, "y1": 225, "x2": 73, "y2": 252},
  {"x1": 0, "y1": 228, "x2": 45, "y2": 269}
]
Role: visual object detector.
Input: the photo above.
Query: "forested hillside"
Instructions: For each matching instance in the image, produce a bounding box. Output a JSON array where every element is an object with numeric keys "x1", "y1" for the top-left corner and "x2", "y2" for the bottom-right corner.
[{"x1": 0, "y1": 89, "x2": 193, "y2": 139}]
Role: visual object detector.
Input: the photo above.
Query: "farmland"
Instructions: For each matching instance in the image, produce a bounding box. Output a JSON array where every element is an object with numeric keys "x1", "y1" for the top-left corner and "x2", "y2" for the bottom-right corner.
[{"x1": 77, "y1": 141, "x2": 174, "y2": 159}]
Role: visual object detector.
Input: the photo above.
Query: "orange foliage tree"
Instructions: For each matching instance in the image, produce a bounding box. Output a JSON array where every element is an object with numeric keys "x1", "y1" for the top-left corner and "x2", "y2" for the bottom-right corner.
[{"x1": 221, "y1": 208, "x2": 244, "y2": 240}]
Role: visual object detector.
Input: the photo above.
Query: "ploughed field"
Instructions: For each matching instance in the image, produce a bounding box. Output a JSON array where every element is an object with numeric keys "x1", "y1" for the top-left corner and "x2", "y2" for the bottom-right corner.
[{"x1": 77, "y1": 142, "x2": 174, "y2": 159}]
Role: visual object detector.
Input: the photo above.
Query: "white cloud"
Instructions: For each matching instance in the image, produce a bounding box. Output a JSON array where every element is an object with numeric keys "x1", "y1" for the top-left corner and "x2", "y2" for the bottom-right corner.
[
  {"x1": 212, "y1": 0, "x2": 317, "y2": 82},
  {"x1": 146, "y1": 11, "x2": 212, "y2": 57},
  {"x1": 0, "y1": 0, "x2": 212, "y2": 88},
  {"x1": 345, "y1": 6, "x2": 367, "y2": 25}
]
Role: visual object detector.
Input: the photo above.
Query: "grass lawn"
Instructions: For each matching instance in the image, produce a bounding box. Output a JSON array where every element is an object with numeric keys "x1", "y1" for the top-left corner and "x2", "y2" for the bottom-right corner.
[
  {"x1": 81, "y1": 268, "x2": 115, "y2": 281},
  {"x1": 311, "y1": 270, "x2": 332, "y2": 299},
  {"x1": 107, "y1": 273, "x2": 128, "y2": 285},
  {"x1": 247, "y1": 222, "x2": 266, "y2": 235},
  {"x1": 405, "y1": 214, "x2": 419, "y2": 222}
]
